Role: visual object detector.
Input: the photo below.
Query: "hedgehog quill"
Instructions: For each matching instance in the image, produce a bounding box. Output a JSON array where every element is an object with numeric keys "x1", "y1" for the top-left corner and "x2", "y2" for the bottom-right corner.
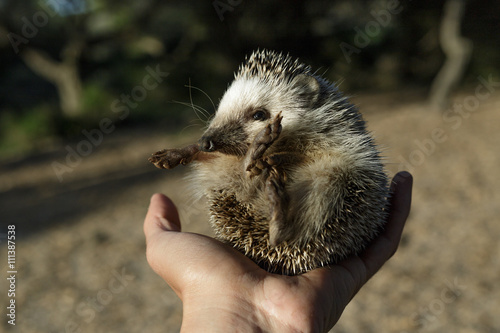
[{"x1": 149, "y1": 50, "x2": 389, "y2": 275}]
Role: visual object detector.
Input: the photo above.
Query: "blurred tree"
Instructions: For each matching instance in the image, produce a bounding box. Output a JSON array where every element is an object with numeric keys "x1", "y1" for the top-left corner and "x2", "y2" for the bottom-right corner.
[
  {"x1": 429, "y1": 0, "x2": 472, "y2": 110},
  {"x1": 20, "y1": 40, "x2": 84, "y2": 117},
  {"x1": 0, "y1": 0, "x2": 171, "y2": 118}
]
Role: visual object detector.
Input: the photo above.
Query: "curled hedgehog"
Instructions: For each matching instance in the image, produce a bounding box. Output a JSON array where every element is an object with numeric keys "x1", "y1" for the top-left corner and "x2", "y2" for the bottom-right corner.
[{"x1": 149, "y1": 49, "x2": 389, "y2": 275}]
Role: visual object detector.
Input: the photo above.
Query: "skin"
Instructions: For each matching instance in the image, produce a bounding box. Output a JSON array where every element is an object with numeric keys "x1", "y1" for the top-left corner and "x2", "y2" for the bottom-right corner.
[{"x1": 144, "y1": 171, "x2": 413, "y2": 332}]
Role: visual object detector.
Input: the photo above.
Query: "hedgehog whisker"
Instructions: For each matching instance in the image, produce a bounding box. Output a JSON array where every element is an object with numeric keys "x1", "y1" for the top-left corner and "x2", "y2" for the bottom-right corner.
[
  {"x1": 172, "y1": 100, "x2": 210, "y2": 125},
  {"x1": 185, "y1": 83, "x2": 217, "y2": 114},
  {"x1": 186, "y1": 79, "x2": 213, "y2": 121}
]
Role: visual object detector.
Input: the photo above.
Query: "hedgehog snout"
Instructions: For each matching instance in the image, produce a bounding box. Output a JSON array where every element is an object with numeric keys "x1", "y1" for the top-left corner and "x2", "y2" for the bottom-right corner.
[
  {"x1": 198, "y1": 121, "x2": 249, "y2": 156},
  {"x1": 199, "y1": 136, "x2": 216, "y2": 152}
]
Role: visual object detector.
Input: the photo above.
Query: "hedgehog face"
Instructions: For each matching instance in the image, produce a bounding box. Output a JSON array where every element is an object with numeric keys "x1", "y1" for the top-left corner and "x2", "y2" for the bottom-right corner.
[
  {"x1": 198, "y1": 77, "x2": 276, "y2": 156},
  {"x1": 199, "y1": 73, "x2": 321, "y2": 156},
  {"x1": 198, "y1": 50, "x2": 323, "y2": 156}
]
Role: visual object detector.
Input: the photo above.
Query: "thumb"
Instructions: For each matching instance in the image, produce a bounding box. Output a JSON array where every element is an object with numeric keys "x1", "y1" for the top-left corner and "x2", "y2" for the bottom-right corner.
[
  {"x1": 143, "y1": 193, "x2": 186, "y2": 293},
  {"x1": 144, "y1": 193, "x2": 181, "y2": 241}
]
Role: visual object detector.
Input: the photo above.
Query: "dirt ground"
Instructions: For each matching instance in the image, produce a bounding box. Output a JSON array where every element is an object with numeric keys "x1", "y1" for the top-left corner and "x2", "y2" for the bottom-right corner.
[{"x1": 0, "y1": 89, "x2": 499, "y2": 333}]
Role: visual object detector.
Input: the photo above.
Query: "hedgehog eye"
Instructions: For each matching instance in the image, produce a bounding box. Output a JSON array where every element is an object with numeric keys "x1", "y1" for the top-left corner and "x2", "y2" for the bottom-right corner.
[{"x1": 252, "y1": 109, "x2": 268, "y2": 121}]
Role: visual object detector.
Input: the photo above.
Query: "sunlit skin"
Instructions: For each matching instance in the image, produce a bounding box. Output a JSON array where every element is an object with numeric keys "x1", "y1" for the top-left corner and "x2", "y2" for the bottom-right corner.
[{"x1": 144, "y1": 171, "x2": 412, "y2": 332}]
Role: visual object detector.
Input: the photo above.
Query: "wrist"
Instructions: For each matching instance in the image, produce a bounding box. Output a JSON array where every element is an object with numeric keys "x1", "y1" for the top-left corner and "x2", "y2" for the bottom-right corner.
[{"x1": 181, "y1": 296, "x2": 261, "y2": 333}]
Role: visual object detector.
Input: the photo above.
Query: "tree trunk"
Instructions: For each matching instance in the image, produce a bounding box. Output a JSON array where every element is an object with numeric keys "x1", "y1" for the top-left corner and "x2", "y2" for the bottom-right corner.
[
  {"x1": 20, "y1": 40, "x2": 84, "y2": 118},
  {"x1": 429, "y1": 0, "x2": 472, "y2": 110}
]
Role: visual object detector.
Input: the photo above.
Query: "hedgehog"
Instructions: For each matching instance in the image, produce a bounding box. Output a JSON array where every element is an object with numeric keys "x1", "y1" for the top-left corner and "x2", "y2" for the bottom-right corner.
[{"x1": 149, "y1": 49, "x2": 389, "y2": 275}]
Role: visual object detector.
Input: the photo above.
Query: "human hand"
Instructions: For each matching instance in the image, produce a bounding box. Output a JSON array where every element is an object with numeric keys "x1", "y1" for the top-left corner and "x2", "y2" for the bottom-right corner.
[{"x1": 144, "y1": 171, "x2": 413, "y2": 332}]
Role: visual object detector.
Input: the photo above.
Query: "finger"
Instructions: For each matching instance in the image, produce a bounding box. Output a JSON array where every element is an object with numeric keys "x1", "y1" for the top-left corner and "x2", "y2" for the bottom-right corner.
[
  {"x1": 360, "y1": 171, "x2": 413, "y2": 278},
  {"x1": 144, "y1": 193, "x2": 181, "y2": 243},
  {"x1": 144, "y1": 194, "x2": 190, "y2": 295},
  {"x1": 384, "y1": 171, "x2": 413, "y2": 247},
  {"x1": 143, "y1": 193, "x2": 253, "y2": 295}
]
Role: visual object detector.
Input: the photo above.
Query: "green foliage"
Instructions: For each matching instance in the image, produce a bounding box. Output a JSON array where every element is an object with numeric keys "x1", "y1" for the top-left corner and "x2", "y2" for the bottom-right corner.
[
  {"x1": 82, "y1": 81, "x2": 115, "y2": 119},
  {"x1": 0, "y1": 106, "x2": 55, "y2": 156}
]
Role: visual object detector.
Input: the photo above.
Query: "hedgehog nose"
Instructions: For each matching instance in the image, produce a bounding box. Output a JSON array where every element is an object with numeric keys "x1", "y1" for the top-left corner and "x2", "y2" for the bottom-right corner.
[{"x1": 199, "y1": 136, "x2": 216, "y2": 152}]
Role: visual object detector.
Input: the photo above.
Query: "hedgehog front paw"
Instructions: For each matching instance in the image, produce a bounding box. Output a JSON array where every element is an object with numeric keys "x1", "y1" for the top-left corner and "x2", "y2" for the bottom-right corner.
[
  {"x1": 245, "y1": 112, "x2": 283, "y2": 176},
  {"x1": 148, "y1": 144, "x2": 199, "y2": 169}
]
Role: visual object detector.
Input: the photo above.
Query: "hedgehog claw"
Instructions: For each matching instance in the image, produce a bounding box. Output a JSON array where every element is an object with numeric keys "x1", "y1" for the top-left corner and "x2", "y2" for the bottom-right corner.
[
  {"x1": 245, "y1": 112, "x2": 283, "y2": 176},
  {"x1": 148, "y1": 144, "x2": 199, "y2": 169}
]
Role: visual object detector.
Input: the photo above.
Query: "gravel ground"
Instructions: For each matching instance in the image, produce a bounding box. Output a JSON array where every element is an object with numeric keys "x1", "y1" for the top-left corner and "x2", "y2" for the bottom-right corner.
[{"x1": 0, "y1": 90, "x2": 499, "y2": 333}]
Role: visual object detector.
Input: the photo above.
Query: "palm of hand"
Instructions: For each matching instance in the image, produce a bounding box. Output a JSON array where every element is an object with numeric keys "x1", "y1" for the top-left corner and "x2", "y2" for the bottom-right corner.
[{"x1": 144, "y1": 172, "x2": 412, "y2": 332}]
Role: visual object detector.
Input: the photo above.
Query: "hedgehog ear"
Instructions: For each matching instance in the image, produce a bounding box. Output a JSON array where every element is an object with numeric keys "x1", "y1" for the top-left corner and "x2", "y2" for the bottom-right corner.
[{"x1": 290, "y1": 74, "x2": 320, "y2": 107}]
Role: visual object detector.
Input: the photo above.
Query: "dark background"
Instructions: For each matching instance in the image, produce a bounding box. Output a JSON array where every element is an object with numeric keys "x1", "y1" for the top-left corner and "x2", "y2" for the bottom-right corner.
[{"x1": 0, "y1": 0, "x2": 498, "y2": 157}]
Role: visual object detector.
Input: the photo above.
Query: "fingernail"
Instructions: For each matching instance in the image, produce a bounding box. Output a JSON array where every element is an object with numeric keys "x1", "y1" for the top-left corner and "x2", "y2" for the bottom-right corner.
[
  {"x1": 396, "y1": 171, "x2": 412, "y2": 182},
  {"x1": 157, "y1": 215, "x2": 177, "y2": 231}
]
